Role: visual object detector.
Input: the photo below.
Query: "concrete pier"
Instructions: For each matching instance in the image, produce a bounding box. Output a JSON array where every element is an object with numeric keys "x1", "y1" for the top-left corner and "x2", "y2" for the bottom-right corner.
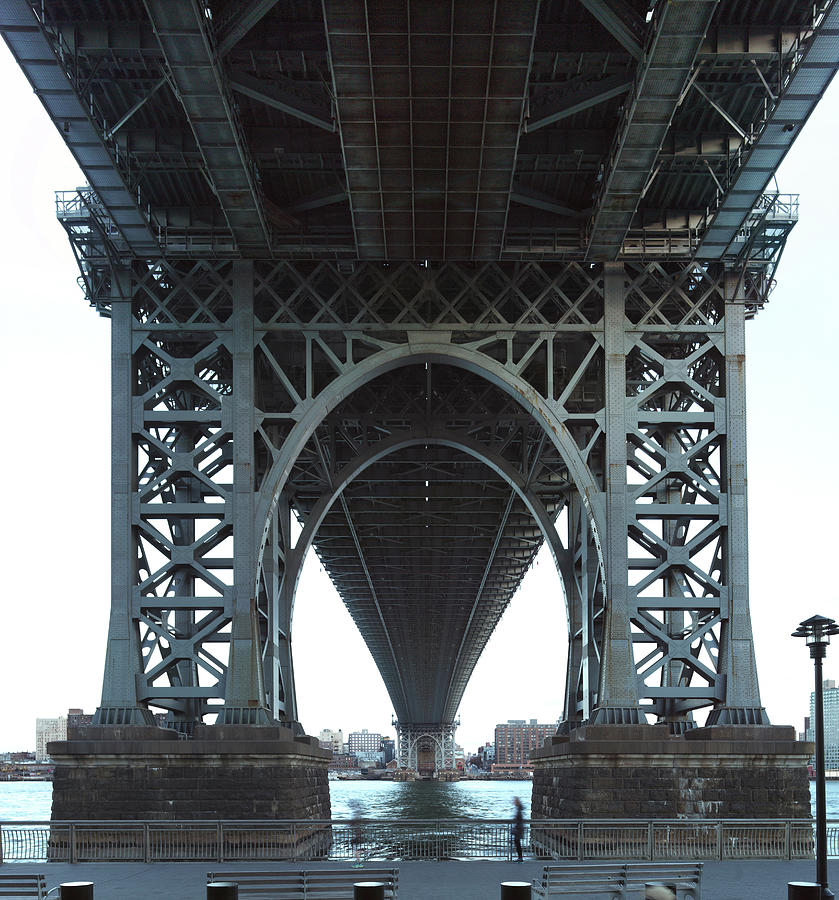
[
  {"x1": 48, "y1": 725, "x2": 331, "y2": 821},
  {"x1": 530, "y1": 724, "x2": 813, "y2": 820}
]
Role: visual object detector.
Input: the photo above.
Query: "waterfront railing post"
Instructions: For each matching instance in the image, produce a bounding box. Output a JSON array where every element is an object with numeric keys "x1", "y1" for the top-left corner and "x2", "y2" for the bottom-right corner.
[
  {"x1": 69, "y1": 824, "x2": 77, "y2": 865},
  {"x1": 217, "y1": 822, "x2": 223, "y2": 863},
  {"x1": 143, "y1": 823, "x2": 150, "y2": 863},
  {"x1": 647, "y1": 822, "x2": 654, "y2": 860}
]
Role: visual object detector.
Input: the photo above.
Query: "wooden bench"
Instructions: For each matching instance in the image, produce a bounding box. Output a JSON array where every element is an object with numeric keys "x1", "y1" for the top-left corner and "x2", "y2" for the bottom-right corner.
[
  {"x1": 207, "y1": 867, "x2": 398, "y2": 898},
  {"x1": 533, "y1": 862, "x2": 702, "y2": 900},
  {"x1": 0, "y1": 874, "x2": 48, "y2": 900}
]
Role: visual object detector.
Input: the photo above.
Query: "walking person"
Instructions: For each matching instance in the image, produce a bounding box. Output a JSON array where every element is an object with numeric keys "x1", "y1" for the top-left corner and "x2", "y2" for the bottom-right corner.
[{"x1": 512, "y1": 796, "x2": 524, "y2": 862}]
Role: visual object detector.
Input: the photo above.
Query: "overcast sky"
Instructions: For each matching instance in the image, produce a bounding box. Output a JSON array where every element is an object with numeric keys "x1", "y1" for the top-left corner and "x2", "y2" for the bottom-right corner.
[{"x1": 1, "y1": 41, "x2": 836, "y2": 756}]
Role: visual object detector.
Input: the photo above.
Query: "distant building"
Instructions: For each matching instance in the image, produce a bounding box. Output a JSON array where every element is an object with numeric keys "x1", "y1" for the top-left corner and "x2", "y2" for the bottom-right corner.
[
  {"x1": 319, "y1": 728, "x2": 344, "y2": 753},
  {"x1": 67, "y1": 709, "x2": 93, "y2": 733},
  {"x1": 35, "y1": 716, "x2": 67, "y2": 761},
  {"x1": 329, "y1": 753, "x2": 357, "y2": 770},
  {"x1": 355, "y1": 749, "x2": 384, "y2": 767},
  {"x1": 348, "y1": 729, "x2": 382, "y2": 753},
  {"x1": 381, "y1": 737, "x2": 396, "y2": 765},
  {"x1": 494, "y1": 719, "x2": 556, "y2": 768},
  {"x1": 808, "y1": 679, "x2": 839, "y2": 769},
  {"x1": 476, "y1": 742, "x2": 495, "y2": 769}
]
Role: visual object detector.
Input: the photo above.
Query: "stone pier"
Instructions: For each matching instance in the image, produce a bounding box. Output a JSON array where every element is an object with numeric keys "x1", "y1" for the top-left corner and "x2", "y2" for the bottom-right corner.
[
  {"x1": 531, "y1": 725, "x2": 813, "y2": 820},
  {"x1": 48, "y1": 724, "x2": 331, "y2": 821}
]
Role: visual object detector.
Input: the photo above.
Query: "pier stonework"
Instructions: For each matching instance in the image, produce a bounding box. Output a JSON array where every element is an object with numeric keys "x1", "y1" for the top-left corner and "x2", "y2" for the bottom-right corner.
[
  {"x1": 531, "y1": 725, "x2": 813, "y2": 820},
  {"x1": 49, "y1": 726, "x2": 331, "y2": 821}
]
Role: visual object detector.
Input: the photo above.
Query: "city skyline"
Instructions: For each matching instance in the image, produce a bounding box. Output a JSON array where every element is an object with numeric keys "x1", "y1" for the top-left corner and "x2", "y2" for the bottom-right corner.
[{"x1": 1, "y1": 43, "x2": 838, "y2": 756}]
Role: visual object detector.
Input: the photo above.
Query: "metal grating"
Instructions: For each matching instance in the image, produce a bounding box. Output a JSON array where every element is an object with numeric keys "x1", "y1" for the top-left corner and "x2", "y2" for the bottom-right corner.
[{"x1": 324, "y1": 0, "x2": 539, "y2": 260}]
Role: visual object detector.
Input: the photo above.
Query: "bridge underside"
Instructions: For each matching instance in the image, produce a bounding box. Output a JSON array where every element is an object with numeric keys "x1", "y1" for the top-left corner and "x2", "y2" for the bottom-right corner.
[{"x1": 2, "y1": 0, "x2": 835, "y2": 806}]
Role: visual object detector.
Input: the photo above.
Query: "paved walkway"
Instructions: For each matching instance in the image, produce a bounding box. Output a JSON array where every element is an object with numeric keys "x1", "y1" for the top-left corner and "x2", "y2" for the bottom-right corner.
[{"x1": 3, "y1": 859, "x2": 837, "y2": 899}]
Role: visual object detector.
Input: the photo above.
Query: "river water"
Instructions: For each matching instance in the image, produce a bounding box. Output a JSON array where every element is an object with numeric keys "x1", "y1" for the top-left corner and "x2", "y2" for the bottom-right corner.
[{"x1": 2, "y1": 779, "x2": 838, "y2": 821}]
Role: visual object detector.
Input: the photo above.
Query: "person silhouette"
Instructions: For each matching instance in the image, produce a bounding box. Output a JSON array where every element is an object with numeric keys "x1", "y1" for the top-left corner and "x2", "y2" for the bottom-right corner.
[{"x1": 512, "y1": 796, "x2": 524, "y2": 862}]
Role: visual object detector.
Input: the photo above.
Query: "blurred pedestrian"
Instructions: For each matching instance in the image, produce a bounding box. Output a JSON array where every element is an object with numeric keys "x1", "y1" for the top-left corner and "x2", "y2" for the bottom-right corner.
[
  {"x1": 512, "y1": 796, "x2": 524, "y2": 862},
  {"x1": 348, "y1": 800, "x2": 364, "y2": 867}
]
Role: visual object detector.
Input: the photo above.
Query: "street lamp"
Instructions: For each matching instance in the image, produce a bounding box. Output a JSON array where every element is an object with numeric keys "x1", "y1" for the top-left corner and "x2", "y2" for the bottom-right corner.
[{"x1": 792, "y1": 614, "x2": 839, "y2": 900}]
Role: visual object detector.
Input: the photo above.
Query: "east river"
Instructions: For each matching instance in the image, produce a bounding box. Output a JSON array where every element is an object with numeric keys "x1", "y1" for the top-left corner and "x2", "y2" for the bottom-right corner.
[{"x1": 1, "y1": 779, "x2": 838, "y2": 821}]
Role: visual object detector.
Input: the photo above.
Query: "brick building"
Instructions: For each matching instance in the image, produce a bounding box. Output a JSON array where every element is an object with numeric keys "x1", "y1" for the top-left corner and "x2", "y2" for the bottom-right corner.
[{"x1": 494, "y1": 719, "x2": 556, "y2": 769}]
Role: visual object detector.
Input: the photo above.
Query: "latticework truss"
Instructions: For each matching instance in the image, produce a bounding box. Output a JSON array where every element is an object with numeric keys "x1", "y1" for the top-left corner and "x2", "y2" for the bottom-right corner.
[{"x1": 94, "y1": 258, "x2": 765, "y2": 733}]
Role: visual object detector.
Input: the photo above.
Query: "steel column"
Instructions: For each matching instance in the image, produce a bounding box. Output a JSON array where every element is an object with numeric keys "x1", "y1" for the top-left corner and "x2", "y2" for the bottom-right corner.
[
  {"x1": 222, "y1": 260, "x2": 270, "y2": 722},
  {"x1": 706, "y1": 271, "x2": 766, "y2": 723},
  {"x1": 592, "y1": 262, "x2": 643, "y2": 721},
  {"x1": 95, "y1": 276, "x2": 154, "y2": 725}
]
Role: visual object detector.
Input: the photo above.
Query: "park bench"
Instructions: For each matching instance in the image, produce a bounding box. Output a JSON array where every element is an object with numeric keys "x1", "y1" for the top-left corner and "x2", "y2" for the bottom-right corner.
[
  {"x1": 0, "y1": 874, "x2": 48, "y2": 900},
  {"x1": 533, "y1": 862, "x2": 702, "y2": 899},
  {"x1": 207, "y1": 867, "x2": 398, "y2": 898}
]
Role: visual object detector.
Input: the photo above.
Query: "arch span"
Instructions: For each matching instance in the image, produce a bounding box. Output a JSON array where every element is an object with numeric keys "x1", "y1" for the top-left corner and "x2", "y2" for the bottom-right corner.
[
  {"x1": 280, "y1": 426, "x2": 573, "y2": 723},
  {"x1": 255, "y1": 342, "x2": 605, "y2": 560}
]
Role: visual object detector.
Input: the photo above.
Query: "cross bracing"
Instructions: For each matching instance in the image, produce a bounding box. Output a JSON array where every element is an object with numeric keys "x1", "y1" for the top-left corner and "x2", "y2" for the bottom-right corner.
[{"x1": 2, "y1": 1, "x2": 838, "y2": 744}]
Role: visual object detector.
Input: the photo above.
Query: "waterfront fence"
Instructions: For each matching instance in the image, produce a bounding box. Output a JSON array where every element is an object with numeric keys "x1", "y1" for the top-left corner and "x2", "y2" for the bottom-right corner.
[{"x1": 0, "y1": 819, "x2": 835, "y2": 864}]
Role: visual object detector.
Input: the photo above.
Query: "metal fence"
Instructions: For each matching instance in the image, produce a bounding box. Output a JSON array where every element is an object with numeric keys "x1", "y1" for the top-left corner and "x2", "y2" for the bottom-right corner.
[{"x1": 0, "y1": 819, "x2": 835, "y2": 864}]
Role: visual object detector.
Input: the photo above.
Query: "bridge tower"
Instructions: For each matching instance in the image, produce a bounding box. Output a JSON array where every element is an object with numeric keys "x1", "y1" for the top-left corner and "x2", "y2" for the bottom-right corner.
[{"x1": 3, "y1": 0, "x2": 833, "y2": 822}]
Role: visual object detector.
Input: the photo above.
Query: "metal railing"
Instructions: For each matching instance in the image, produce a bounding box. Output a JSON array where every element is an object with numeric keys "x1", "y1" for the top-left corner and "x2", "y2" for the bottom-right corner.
[{"x1": 1, "y1": 819, "x2": 835, "y2": 864}]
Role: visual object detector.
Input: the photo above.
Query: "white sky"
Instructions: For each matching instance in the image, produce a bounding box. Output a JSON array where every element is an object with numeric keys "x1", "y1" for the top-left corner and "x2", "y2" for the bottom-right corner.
[{"x1": 0, "y1": 41, "x2": 836, "y2": 756}]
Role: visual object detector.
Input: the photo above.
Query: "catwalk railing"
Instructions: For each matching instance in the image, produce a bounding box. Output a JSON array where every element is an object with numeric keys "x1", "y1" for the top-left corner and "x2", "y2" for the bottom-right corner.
[{"x1": 1, "y1": 820, "x2": 836, "y2": 863}]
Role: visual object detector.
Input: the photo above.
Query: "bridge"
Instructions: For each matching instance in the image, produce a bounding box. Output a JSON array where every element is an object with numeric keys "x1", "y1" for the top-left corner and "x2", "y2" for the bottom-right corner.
[{"x1": 1, "y1": 0, "x2": 836, "y2": 813}]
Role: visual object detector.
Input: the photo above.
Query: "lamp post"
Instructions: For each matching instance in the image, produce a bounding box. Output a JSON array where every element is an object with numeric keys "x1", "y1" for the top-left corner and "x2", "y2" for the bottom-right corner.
[{"x1": 792, "y1": 614, "x2": 839, "y2": 900}]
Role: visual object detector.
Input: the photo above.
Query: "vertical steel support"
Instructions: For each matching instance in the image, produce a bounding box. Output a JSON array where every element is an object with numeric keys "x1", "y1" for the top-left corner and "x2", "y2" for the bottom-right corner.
[
  {"x1": 221, "y1": 260, "x2": 270, "y2": 723},
  {"x1": 706, "y1": 271, "x2": 766, "y2": 722},
  {"x1": 561, "y1": 494, "x2": 602, "y2": 726},
  {"x1": 276, "y1": 493, "x2": 299, "y2": 724},
  {"x1": 261, "y1": 508, "x2": 282, "y2": 719},
  {"x1": 592, "y1": 262, "x2": 642, "y2": 722},
  {"x1": 95, "y1": 273, "x2": 154, "y2": 725}
]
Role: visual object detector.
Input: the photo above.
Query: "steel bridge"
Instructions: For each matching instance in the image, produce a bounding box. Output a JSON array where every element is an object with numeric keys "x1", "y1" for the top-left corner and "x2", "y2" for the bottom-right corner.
[{"x1": 3, "y1": 0, "x2": 838, "y2": 773}]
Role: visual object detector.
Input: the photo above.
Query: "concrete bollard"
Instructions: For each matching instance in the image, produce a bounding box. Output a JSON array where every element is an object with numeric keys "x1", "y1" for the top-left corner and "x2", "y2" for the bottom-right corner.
[
  {"x1": 353, "y1": 883, "x2": 385, "y2": 900},
  {"x1": 788, "y1": 884, "x2": 821, "y2": 900},
  {"x1": 500, "y1": 881, "x2": 532, "y2": 900},
  {"x1": 59, "y1": 883, "x2": 93, "y2": 900},
  {"x1": 207, "y1": 882, "x2": 239, "y2": 900}
]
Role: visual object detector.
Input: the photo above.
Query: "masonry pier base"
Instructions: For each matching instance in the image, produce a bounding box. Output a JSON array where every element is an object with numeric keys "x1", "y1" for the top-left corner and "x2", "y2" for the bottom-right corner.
[
  {"x1": 530, "y1": 725, "x2": 813, "y2": 820},
  {"x1": 48, "y1": 725, "x2": 331, "y2": 821}
]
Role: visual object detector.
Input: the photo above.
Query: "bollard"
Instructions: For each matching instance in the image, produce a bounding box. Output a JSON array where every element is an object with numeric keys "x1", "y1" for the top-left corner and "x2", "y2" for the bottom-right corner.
[
  {"x1": 59, "y1": 883, "x2": 93, "y2": 900},
  {"x1": 353, "y1": 883, "x2": 385, "y2": 900},
  {"x1": 788, "y1": 884, "x2": 821, "y2": 900},
  {"x1": 500, "y1": 881, "x2": 531, "y2": 900},
  {"x1": 645, "y1": 884, "x2": 676, "y2": 900},
  {"x1": 207, "y1": 882, "x2": 238, "y2": 900}
]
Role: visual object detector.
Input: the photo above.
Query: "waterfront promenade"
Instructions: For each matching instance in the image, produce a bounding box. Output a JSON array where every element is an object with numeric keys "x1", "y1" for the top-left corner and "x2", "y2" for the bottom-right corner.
[{"x1": 5, "y1": 858, "x2": 838, "y2": 899}]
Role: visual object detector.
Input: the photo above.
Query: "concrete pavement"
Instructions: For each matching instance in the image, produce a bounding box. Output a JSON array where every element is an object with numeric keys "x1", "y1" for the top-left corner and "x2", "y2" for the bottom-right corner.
[{"x1": 4, "y1": 858, "x2": 838, "y2": 899}]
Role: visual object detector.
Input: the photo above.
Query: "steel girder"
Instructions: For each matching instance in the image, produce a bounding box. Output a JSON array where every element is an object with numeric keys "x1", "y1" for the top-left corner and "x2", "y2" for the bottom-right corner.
[
  {"x1": 142, "y1": 0, "x2": 272, "y2": 254},
  {"x1": 0, "y1": 0, "x2": 158, "y2": 256},
  {"x1": 698, "y1": 0, "x2": 839, "y2": 260},
  {"x1": 585, "y1": 0, "x2": 720, "y2": 259},
  {"x1": 94, "y1": 258, "x2": 766, "y2": 734}
]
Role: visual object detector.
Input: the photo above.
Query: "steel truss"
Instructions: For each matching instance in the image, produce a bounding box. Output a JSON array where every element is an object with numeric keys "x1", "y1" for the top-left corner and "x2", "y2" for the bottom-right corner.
[
  {"x1": 396, "y1": 723, "x2": 458, "y2": 774},
  {"x1": 94, "y1": 258, "x2": 767, "y2": 733}
]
